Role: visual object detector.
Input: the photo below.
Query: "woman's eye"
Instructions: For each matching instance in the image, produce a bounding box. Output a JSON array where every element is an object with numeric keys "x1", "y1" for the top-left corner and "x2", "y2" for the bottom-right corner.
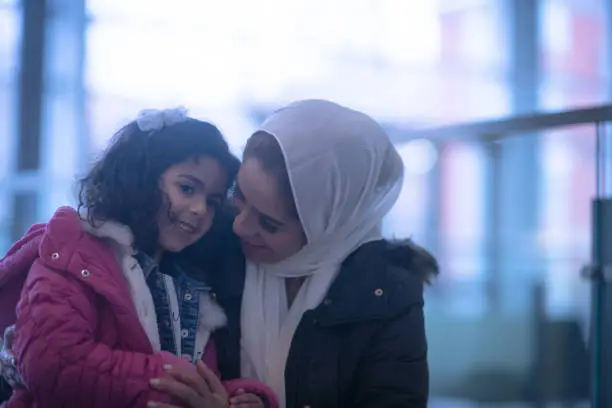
[
  {"x1": 232, "y1": 186, "x2": 245, "y2": 201},
  {"x1": 259, "y1": 218, "x2": 279, "y2": 234},
  {"x1": 232, "y1": 197, "x2": 245, "y2": 216}
]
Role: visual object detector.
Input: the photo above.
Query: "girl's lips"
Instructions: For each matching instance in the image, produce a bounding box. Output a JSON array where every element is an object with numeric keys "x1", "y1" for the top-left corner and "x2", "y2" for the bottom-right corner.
[{"x1": 176, "y1": 221, "x2": 197, "y2": 234}]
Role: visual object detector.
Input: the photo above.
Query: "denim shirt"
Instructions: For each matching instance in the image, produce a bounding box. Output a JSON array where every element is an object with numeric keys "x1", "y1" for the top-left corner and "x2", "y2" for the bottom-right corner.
[{"x1": 138, "y1": 252, "x2": 211, "y2": 362}]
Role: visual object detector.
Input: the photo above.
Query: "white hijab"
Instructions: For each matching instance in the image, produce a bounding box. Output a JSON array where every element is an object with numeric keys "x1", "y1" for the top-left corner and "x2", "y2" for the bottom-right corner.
[{"x1": 240, "y1": 100, "x2": 404, "y2": 406}]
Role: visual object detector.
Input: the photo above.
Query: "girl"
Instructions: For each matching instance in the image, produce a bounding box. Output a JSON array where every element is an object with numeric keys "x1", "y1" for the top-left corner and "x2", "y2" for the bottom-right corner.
[
  {"x1": 0, "y1": 108, "x2": 276, "y2": 408},
  {"x1": 152, "y1": 100, "x2": 438, "y2": 408}
]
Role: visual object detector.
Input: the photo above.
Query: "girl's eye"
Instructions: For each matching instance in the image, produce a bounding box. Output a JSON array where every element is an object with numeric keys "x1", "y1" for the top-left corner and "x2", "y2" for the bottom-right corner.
[{"x1": 180, "y1": 184, "x2": 195, "y2": 195}]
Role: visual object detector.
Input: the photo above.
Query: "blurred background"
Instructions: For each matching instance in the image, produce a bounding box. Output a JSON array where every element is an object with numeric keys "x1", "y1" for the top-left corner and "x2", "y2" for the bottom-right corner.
[{"x1": 1, "y1": 0, "x2": 612, "y2": 406}]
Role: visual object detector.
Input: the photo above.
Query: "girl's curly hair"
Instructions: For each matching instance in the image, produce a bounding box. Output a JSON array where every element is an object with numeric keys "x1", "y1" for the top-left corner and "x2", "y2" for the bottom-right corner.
[{"x1": 78, "y1": 118, "x2": 240, "y2": 255}]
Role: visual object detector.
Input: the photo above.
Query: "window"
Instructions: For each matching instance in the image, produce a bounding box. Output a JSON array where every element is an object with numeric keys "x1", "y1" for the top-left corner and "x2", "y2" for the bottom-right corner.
[
  {"x1": 538, "y1": 128, "x2": 593, "y2": 320},
  {"x1": 0, "y1": 1, "x2": 20, "y2": 253},
  {"x1": 0, "y1": 2, "x2": 19, "y2": 177},
  {"x1": 386, "y1": 139, "x2": 439, "y2": 243},
  {"x1": 376, "y1": 0, "x2": 442, "y2": 65},
  {"x1": 540, "y1": 0, "x2": 609, "y2": 109},
  {"x1": 539, "y1": 0, "x2": 609, "y2": 323},
  {"x1": 86, "y1": 1, "x2": 264, "y2": 151},
  {"x1": 0, "y1": 1, "x2": 19, "y2": 75},
  {"x1": 439, "y1": 143, "x2": 487, "y2": 279}
]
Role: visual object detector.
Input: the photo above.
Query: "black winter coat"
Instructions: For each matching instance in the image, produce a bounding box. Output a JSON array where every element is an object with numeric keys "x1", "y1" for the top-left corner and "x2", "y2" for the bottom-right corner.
[{"x1": 186, "y1": 212, "x2": 438, "y2": 408}]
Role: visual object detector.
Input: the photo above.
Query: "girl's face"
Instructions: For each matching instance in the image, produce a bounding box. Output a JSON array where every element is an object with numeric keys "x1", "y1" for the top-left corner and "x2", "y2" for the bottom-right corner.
[{"x1": 156, "y1": 156, "x2": 228, "y2": 256}]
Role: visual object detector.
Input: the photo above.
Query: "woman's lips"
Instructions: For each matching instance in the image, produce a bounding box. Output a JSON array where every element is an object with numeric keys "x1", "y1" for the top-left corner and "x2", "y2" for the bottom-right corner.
[{"x1": 241, "y1": 240, "x2": 267, "y2": 251}]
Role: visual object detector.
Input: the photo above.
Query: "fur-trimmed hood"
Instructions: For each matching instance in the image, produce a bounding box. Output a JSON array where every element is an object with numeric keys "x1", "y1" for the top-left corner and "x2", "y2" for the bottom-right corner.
[
  {"x1": 386, "y1": 238, "x2": 439, "y2": 284},
  {"x1": 0, "y1": 206, "x2": 227, "y2": 350},
  {"x1": 79, "y1": 211, "x2": 227, "y2": 335}
]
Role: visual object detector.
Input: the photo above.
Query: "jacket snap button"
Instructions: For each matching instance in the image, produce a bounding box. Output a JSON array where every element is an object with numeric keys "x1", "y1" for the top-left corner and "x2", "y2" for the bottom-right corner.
[
  {"x1": 81, "y1": 269, "x2": 91, "y2": 278},
  {"x1": 51, "y1": 252, "x2": 60, "y2": 260},
  {"x1": 181, "y1": 329, "x2": 189, "y2": 338},
  {"x1": 184, "y1": 293, "x2": 193, "y2": 301},
  {"x1": 210, "y1": 292, "x2": 217, "y2": 300},
  {"x1": 323, "y1": 298, "x2": 332, "y2": 306},
  {"x1": 374, "y1": 288, "x2": 384, "y2": 296}
]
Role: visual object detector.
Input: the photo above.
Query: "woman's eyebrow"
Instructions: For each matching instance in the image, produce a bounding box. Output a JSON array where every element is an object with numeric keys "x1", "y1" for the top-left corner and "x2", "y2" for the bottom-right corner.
[
  {"x1": 260, "y1": 213, "x2": 284, "y2": 227},
  {"x1": 235, "y1": 182, "x2": 285, "y2": 226}
]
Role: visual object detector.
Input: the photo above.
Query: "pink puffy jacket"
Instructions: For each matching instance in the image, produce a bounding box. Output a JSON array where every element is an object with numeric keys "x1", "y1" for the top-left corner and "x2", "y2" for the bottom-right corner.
[{"x1": 0, "y1": 207, "x2": 276, "y2": 408}]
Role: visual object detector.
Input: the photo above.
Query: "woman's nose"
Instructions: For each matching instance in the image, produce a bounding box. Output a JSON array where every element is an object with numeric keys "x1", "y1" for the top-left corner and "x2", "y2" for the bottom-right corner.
[{"x1": 232, "y1": 209, "x2": 252, "y2": 238}]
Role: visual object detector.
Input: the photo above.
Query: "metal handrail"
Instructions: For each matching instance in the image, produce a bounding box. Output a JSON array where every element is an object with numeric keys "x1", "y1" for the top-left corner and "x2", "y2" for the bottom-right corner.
[{"x1": 392, "y1": 104, "x2": 612, "y2": 144}]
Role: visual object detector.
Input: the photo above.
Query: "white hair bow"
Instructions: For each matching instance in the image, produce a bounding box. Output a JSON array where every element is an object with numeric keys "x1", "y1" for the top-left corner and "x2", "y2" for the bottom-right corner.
[{"x1": 136, "y1": 106, "x2": 188, "y2": 132}]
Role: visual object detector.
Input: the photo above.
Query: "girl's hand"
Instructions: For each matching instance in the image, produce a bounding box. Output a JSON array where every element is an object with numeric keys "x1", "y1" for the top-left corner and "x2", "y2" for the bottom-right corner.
[
  {"x1": 148, "y1": 360, "x2": 228, "y2": 408},
  {"x1": 229, "y1": 389, "x2": 265, "y2": 408}
]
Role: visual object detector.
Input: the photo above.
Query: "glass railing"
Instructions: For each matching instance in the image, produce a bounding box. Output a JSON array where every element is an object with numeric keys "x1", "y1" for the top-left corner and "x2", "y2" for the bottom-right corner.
[{"x1": 386, "y1": 105, "x2": 612, "y2": 408}]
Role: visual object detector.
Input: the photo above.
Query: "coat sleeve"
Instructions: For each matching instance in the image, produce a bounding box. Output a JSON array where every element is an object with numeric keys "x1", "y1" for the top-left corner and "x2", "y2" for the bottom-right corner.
[
  {"x1": 202, "y1": 338, "x2": 278, "y2": 408},
  {"x1": 223, "y1": 379, "x2": 279, "y2": 408},
  {"x1": 353, "y1": 303, "x2": 429, "y2": 408},
  {"x1": 13, "y1": 263, "x2": 190, "y2": 408}
]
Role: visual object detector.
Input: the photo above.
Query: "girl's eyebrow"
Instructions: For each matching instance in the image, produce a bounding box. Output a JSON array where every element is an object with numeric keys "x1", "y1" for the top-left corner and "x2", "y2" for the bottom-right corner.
[{"x1": 178, "y1": 174, "x2": 205, "y2": 188}]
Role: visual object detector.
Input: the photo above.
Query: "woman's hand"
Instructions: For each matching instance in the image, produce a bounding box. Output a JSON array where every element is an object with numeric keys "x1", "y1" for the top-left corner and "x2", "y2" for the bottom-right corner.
[{"x1": 148, "y1": 360, "x2": 228, "y2": 408}]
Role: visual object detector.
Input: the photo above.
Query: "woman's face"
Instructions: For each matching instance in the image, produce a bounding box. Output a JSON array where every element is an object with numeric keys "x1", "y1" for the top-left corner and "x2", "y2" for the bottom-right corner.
[
  {"x1": 232, "y1": 158, "x2": 305, "y2": 264},
  {"x1": 156, "y1": 156, "x2": 229, "y2": 255}
]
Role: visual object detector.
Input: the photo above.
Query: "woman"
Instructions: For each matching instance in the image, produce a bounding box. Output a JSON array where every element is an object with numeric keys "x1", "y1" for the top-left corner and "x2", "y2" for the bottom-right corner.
[{"x1": 151, "y1": 99, "x2": 439, "y2": 408}]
